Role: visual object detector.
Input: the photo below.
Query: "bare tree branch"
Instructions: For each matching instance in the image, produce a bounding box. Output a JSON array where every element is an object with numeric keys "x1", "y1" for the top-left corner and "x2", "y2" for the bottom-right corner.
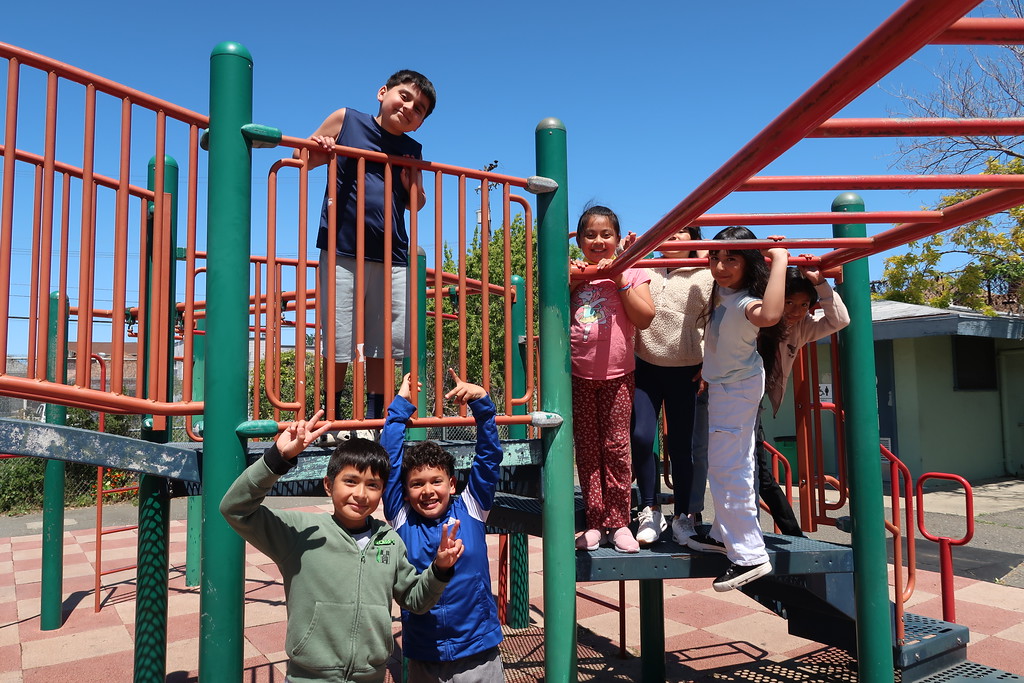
[{"x1": 886, "y1": 1, "x2": 1024, "y2": 174}]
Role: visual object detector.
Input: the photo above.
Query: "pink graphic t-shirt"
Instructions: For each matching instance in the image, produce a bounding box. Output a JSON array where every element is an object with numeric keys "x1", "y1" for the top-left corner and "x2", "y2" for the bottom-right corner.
[{"x1": 570, "y1": 268, "x2": 651, "y2": 380}]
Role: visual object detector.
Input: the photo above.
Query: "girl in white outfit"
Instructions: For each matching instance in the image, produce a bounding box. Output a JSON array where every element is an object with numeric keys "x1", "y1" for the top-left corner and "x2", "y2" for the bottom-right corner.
[{"x1": 688, "y1": 226, "x2": 788, "y2": 592}]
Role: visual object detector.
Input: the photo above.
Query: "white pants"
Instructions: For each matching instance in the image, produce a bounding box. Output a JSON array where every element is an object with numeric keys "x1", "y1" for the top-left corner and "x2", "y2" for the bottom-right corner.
[{"x1": 706, "y1": 372, "x2": 770, "y2": 566}]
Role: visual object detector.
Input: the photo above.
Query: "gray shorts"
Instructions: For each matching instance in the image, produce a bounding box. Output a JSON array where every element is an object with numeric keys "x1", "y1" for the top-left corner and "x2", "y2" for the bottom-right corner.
[
  {"x1": 318, "y1": 251, "x2": 408, "y2": 363},
  {"x1": 407, "y1": 647, "x2": 505, "y2": 683}
]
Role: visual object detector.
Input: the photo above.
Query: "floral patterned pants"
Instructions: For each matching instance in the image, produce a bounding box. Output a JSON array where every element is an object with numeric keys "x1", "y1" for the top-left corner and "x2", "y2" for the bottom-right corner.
[{"x1": 572, "y1": 373, "x2": 635, "y2": 530}]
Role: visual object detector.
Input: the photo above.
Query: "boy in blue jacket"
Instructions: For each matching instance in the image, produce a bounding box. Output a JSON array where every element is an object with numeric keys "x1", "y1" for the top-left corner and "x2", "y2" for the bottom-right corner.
[{"x1": 383, "y1": 369, "x2": 506, "y2": 681}]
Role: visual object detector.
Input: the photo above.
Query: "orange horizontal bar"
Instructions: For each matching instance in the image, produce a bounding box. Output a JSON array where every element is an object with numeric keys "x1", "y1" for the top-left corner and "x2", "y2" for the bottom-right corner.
[
  {"x1": 741, "y1": 174, "x2": 1024, "y2": 191},
  {"x1": 690, "y1": 211, "x2": 939, "y2": 226},
  {"x1": 811, "y1": 118, "x2": 1024, "y2": 137},
  {"x1": 99, "y1": 564, "x2": 137, "y2": 577},
  {"x1": 0, "y1": 144, "x2": 155, "y2": 199},
  {"x1": 282, "y1": 135, "x2": 531, "y2": 188},
  {"x1": 0, "y1": 42, "x2": 208, "y2": 126},
  {"x1": 0, "y1": 375, "x2": 202, "y2": 416},
  {"x1": 933, "y1": 17, "x2": 1024, "y2": 44}
]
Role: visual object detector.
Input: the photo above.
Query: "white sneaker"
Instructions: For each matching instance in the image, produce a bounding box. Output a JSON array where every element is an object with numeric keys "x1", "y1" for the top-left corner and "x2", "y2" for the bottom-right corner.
[
  {"x1": 671, "y1": 514, "x2": 695, "y2": 545},
  {"x1": 635, "y1": 506, "x2": 667, "y2": 546}
]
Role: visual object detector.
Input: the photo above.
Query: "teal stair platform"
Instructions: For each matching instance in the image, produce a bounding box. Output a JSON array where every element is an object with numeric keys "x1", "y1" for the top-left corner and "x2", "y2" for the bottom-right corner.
[{"x1": 485, "y1": 490, "x2": 1019, "y2": 683}]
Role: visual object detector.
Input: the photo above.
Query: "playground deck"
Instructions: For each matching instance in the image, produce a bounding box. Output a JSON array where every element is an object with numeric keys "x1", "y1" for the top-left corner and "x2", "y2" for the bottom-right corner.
[{"x1": 3, "y1": 502, "x2": 1023, "y2": 682}]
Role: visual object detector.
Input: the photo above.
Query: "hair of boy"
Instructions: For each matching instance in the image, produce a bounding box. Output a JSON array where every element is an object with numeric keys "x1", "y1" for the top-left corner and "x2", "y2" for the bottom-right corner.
[
  {"x1": 326, "y1": 437, "x2": 390, "y2": 481},
  {"x1": 402, "y1": 440, "x2": 455, "y2": 483},
  {"x1": 785, "y1": 267, "x2": 820, "y2": 306},
  {"x1": 576, "y1": 204, "x2": 621, "y2": 246},
  {"x1": 386, "y1": 69, "x2": 437, "y2": 118}
]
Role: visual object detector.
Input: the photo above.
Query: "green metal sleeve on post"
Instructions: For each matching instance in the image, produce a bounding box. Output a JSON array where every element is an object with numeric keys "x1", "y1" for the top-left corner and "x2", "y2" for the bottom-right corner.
[
  {"x1": 535, "y1": 117, "x2": 577, "y2": 682},
  {"x1": 133, "y1": 156, "x2": 179, "y2": 683},
  {"x1": 186, "y1": 318, "x2": 205, "y2": 588},
  {"x1": 507, "y1": 273, "x2": 530, "y2": 629},
  {"x1": 40, "y1": 291, "x2": 68, "y2": 631},
  {"x1": 403, "y1": 248, "x2": 428, "y2": 441},
  {"x1": 832, "y1": 193, "x2": 894, "y2": 683},
  {"x1": 200, "y1": 40, "x2": 254, "y2": 683}
]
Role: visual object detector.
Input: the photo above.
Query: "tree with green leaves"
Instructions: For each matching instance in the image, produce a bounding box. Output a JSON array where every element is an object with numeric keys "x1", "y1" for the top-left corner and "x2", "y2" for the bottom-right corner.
[
  {"x1": 435, "y1": 213, "x2": 580, "y2": 408},
  {"x1": 875, "y1": 159, "x2": 1024, "y2": 314}
]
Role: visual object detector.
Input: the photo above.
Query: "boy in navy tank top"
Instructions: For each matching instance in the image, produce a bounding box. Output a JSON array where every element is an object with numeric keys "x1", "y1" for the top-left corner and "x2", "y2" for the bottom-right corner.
[{"x1": 296, "y1": 71, "x2": 436, "y2": 437}]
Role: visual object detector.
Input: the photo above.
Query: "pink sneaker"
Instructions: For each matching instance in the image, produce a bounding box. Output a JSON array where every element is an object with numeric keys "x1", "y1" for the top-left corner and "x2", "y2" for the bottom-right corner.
[
  {"x1": 575, "y1": 528, "x2": 603, "y2": 551},
  {"x1": 610, "y1": 527, "x2": 640, "y2": 554}
]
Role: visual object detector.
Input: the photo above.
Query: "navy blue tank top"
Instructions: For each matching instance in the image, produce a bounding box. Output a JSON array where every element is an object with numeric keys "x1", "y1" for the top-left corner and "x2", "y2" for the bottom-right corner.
[{"x1": 315, "y1": 109, "x2": 422, "y2": 265}]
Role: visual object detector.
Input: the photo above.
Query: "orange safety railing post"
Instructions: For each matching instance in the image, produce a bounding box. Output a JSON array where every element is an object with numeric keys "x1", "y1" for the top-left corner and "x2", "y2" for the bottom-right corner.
[{"x1": 917, "y1": 473, "x2": 974, "y2": 623}]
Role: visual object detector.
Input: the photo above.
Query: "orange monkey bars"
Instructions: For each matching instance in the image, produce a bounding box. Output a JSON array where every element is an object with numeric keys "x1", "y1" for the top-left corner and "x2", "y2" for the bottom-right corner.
[{"x1": 608, "y1": 0, "x2": 1016, "y2": 278}]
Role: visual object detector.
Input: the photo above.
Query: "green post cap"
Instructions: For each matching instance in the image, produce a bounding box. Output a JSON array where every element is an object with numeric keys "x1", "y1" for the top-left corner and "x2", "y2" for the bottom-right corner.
[
  {"x1": 236, "y1": 420, "x2": 282, "y2": 438},
  {"x1": 147, "y1": 155, "x2": 179, "y2": 169},
  {"x1": 536, "y1": 117, "x2": 565, "y2": 132},
  {"x1": 832, "y1": 192, "x2": 864, "y2": 212},
  {"x1": 210, "y1": 41, "x2": 253, "y2": 63},
  {"x1": 241, "y1": 124, "x2": 282, "y2": 148}
]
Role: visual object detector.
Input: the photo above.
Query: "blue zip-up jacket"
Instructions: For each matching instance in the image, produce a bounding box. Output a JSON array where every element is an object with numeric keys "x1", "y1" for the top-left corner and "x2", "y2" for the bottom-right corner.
[{"x1": 382, "y1": 394, "x2": 504, "y2": 662}]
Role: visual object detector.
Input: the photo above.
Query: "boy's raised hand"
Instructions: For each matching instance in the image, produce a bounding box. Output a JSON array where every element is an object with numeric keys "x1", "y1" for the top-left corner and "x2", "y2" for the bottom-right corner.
[
  {"x1": 434, "y1": 520, "x2": 464, "y2": 570},
  {"x1": 398, "y1": 373, "x2": 422, "y2": 401},
  {"x1": 275, "y1": 409, "x2": 333, "y2": 462},
  {"x1": 444, "y1": 368, "x2": 486, "y2": 405}
]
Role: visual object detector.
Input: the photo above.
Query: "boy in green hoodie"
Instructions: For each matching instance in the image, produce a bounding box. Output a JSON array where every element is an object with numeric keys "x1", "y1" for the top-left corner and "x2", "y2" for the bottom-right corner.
[{"x1": 221, "y1": 410, "x2": 463, "y2": 682}]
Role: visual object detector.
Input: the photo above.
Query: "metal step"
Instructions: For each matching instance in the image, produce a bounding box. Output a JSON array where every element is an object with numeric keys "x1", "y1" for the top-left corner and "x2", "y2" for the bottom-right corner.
[
  {"x1": 912, "y1": 661, "x2": 1022, "y2": 682},
  {"x1": 898, "y1": 613, "x2": 971, "y2": 683}
]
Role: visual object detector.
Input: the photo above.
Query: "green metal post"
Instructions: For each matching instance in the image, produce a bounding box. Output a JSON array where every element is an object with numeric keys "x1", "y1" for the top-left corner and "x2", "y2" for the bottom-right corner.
[
  {"x1": 509, "y1": 273, "x2": 528, "y2": 440},
  {"x1": 403, "y1": 247, "x2": 428, "y2": 441},
  {"x1": 40, "y1": 291, "x2": 68, "y2": 631},
  {"x1": 833, "y1": 193, "x2": 893, "y2": 683},
  {"x1": 639, "y1": 579, "x2": 665, "y2": 681},
  {"x1": 535, "y1": 117, "x2": 576, "y2": 681},
  {"x1": 133, "y1": 156, "x2": 178, "y2": 682},
  {"x1": 200, "y1": 41, "x2": 253, "y2": 683},
  {"x1": 507, "y1": 273, "x2": 529, "y2": 629},
  {"x1": 186, "y1": 316, "x2": 206, "y2": 587}
]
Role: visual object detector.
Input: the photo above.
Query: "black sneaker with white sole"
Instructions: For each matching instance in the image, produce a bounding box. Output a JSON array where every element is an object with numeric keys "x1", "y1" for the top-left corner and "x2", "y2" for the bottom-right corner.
[
  {"x1": 685, "y1": 533, "x2": 728, "y2": 554},
  {"x1": 712, "y1": 561, "x2": 772, "y2": 592}
]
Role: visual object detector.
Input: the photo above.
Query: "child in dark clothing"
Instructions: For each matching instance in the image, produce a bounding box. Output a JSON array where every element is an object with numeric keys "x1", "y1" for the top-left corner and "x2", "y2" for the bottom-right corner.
[
  {"x1": 382, "y1": 370, "x2": 506, "y2": 682},
  {"x1": 298, "y1": 70, "x2": 435, "y2": 433},
  {"x1": 221, "y1": 411, "x2": 462, "y2": 683}
]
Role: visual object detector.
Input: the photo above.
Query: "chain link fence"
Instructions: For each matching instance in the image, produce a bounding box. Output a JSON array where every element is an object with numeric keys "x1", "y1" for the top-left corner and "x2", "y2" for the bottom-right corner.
[{"x1": 1, "y1": 357, "x2": 143, "y2": 514}]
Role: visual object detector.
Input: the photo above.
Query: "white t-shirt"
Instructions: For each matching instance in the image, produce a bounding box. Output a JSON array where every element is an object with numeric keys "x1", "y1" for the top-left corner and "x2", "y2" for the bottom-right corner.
[{"x1": 701, "y1": 286, "x2": 763, "y2": 385}]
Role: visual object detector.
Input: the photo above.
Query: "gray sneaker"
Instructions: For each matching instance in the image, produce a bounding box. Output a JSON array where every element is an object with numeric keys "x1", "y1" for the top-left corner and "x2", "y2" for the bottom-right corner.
[
  {"x1": 671, "y1": 514, "x2": 695, "y2": 545},
  {"x1": 635, "y1": 506, "x2": 667, "y2": 546}
]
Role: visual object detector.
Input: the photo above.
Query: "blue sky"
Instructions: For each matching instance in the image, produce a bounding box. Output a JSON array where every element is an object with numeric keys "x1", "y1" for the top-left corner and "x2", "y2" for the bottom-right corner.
[{"x1": 1, "y1": 1, "x2": 992, "y2": 352}]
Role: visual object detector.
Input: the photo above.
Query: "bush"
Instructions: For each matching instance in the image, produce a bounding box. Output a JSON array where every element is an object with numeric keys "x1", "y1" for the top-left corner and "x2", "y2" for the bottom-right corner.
[
  {"x1": 0, "y1": 457, "x2": 47, "y2": 514},
  {"x1": 0, "y1": 408, "x2": 142, "y2": 515}
]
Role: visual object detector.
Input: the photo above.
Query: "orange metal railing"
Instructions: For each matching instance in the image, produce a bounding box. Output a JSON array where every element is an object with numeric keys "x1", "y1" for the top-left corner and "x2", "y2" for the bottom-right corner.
[
  {"x1": 1, "y1": 41, "x2": 541, "y2": 436},
  {"x1": 0, "y1": 42, "x2": 207, "y2": 426},
  {"x1": 254, "y1": 137, "x2": 539, "y2": 430}
]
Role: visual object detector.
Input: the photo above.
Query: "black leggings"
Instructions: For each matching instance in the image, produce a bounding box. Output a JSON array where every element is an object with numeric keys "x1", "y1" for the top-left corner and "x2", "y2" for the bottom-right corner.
[
  {"x1": 755, "y1": 413, "x2": 803, "y2": 536},
  {"x1": 630, "y1": 358, "x2": 706, "y2": 518}
]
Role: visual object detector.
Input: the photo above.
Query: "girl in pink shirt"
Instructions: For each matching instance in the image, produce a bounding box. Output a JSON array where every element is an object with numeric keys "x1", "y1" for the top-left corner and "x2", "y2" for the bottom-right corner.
[{"x1": 569, "y1": 206, "x2": 655, "y2": 554}]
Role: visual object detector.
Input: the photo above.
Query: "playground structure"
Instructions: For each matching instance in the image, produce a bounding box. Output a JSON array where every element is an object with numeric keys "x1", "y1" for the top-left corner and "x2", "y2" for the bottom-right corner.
[{"x1": 2, "y1": 0, "x2": 1023, "y2": 681}]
